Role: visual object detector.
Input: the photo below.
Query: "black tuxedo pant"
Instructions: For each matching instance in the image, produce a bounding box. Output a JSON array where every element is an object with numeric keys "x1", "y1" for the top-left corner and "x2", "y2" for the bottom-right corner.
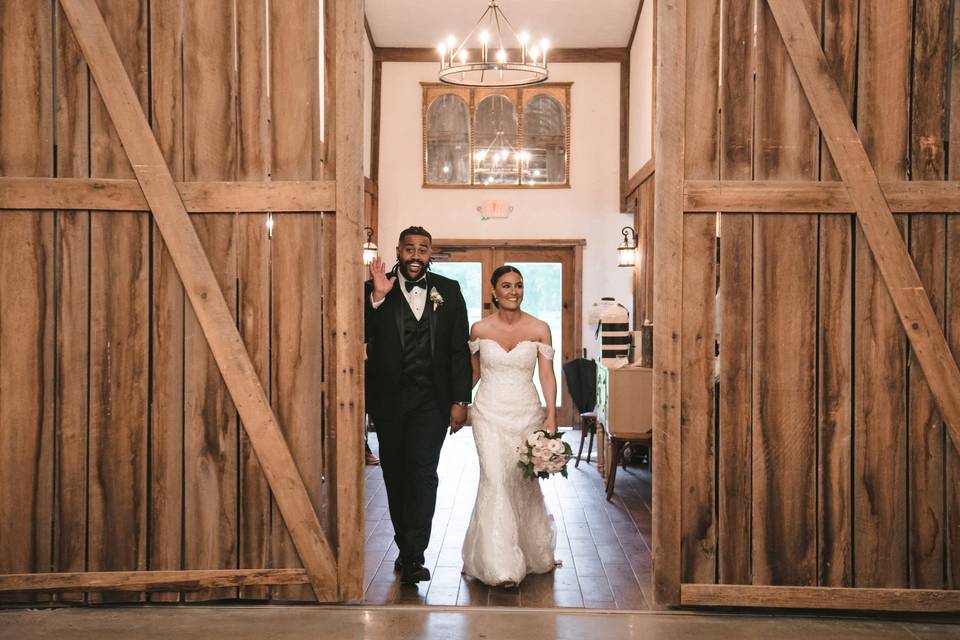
[{"x1": 373, "y1": 388, "x2": 448, "y2": 565}]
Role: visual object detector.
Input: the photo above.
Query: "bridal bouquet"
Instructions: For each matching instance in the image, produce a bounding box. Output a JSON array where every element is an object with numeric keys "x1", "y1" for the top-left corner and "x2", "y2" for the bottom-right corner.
[{"x1": 517, "y1": 430, "x2": 572, "y2": 480}]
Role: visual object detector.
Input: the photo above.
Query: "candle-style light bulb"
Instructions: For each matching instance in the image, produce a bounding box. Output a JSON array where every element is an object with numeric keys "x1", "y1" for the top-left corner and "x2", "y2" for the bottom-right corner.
[
  {"x1": 480, "y1": 31, "x2": 489, "y2": 63},
  {"x1": 530, "y1": 46, "x2": 540, "y2": 65},
  {"x1": 459, "y1": 49, "x2": 468, "y2": 63},
  {"x1": 438, "y1": 42, "x2": 447, "y2": 67},
  {"x1": 519, "y1": 32, "x2": 529, "y2": 63},
  {"x1": 540, "y1": 38, "x2": 549, "y2": 66},
  {"x1": 496, "y1": 49, "x2": 507, "y2": 64}
]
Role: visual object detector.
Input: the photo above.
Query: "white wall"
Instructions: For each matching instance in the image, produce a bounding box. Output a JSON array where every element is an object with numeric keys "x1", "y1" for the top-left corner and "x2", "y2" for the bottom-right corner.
[
  {"x1": 628, "y1": 1, "x2": 654, "y2": 174},
  {"x1": 376, "y1": 62, "x2": 633, "y2": 357},
  {"x1": 363, "y1": 32, "x2": 374, "y2": 178}
]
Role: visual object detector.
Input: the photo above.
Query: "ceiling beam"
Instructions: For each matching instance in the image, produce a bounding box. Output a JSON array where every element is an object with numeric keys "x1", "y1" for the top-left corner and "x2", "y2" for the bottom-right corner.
[{"x1": 375, "y1": 46, "x2": 628, "y2": 64}]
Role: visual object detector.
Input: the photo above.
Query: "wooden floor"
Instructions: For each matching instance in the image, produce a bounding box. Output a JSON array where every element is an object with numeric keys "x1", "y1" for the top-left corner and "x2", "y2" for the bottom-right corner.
[{"x1": 363, "y1": 428, "x2": 654, "y2": 609}]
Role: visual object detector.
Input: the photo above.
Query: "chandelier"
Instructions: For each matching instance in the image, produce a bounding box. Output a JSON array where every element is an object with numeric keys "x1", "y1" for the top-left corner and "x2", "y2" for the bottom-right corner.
[{"x1": 438, "y1": 0, "x2": 549, "y2": 87}]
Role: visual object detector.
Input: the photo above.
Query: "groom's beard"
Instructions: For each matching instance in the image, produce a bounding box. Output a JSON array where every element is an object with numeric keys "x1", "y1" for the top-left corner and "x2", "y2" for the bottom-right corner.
[{"x1": 399, "y1": 259, "x2": 427, "y2": 280}]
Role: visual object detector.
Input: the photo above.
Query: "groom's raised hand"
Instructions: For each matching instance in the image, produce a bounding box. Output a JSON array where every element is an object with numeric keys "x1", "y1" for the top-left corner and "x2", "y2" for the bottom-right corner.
[
  {"x1": 370, "y1": 256, "x2": 395, "y2": 303},
  {"x1": 448, "y1": 404, "x2": 467, "y2": 435}
]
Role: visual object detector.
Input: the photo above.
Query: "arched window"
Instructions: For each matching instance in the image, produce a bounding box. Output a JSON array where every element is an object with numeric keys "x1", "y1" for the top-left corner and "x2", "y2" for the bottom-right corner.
[
  {"x1": 425, "y1": 94, "x2": 470, "y2": 184},
  {"x1": 421, "y1": 83, "x2": 570, "y2": 188},
  {"x1": 522, "y1": 94, "x2": 566, "y2": 185},
  {"x1": 473, "y1": 94, "x2": 519, "y2": 186}
]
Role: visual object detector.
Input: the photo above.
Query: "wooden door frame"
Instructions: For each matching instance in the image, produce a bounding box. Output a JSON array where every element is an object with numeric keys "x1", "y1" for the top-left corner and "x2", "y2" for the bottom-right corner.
[
  {"x1": 0, "y1": 0, "x2": 364, "y2": 601},
  {"x1": 433, "y1": 239, "x2": 585, "y2": 426},
  {"x1": 654, "y1": 0, "x2": 960, "y2": 612}
]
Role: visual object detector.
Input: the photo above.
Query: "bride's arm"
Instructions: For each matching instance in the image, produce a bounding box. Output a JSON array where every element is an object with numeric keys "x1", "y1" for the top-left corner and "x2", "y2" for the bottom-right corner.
[
  {"x1": 470, "y1": 325, "x2": 481, "y2": 389},
  {"x1": 538, "y1": 327, "x2": 558, "y2": 434}
]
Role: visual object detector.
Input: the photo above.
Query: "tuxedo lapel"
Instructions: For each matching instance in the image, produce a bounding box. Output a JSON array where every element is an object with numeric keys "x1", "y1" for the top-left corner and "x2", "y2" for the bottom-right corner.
[{"x1": 425, "y1": 276, "x2": 437, "y2": 357}]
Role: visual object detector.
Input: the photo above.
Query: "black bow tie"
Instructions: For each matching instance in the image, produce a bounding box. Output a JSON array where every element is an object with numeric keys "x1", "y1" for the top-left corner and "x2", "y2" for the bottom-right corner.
[{"x1": 405, "y1": 278, "x2": 427, "y2": 292}]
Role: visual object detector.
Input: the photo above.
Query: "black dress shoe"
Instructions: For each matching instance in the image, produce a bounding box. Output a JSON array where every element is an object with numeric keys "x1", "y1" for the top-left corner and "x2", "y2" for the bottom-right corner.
[
  {"x1": 393, "y1": 558, "x2": 402, "y2": 573},
  {"x1": 399, "y1": 562, "x2": 431, "y2": 584}
]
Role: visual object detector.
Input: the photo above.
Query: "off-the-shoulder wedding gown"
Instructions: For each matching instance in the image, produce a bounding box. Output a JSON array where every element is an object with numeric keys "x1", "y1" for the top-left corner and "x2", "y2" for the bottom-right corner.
[{"x1": 461, "y1": 338, "x2": 558, "y2": 587}]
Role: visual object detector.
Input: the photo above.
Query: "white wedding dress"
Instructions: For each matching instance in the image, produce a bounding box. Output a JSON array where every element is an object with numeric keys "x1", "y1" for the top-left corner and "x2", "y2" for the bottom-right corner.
[{"x1": 461, "y1": 338, "x2": 558, "y2": 586}]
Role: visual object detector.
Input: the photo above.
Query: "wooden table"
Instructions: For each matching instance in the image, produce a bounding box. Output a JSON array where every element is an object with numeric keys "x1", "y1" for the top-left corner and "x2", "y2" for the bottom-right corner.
[{"x1": 595, "y1": 363, "x2": 653, "y2": 500}]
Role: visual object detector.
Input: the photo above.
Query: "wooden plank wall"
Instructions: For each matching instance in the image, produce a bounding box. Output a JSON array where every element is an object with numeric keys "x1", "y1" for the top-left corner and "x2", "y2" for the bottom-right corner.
[
  {"x1": 0, "y1": 0, "x2": 334, "y2": 602},
  {"x1": 679, "y1": 0, "x2": 960, "y2": 591}
]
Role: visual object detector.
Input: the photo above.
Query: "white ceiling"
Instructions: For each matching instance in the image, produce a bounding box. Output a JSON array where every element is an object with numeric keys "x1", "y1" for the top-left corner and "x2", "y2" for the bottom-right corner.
[{"x1": 365, "y1": 0, "x2": 642, "y2": 49}]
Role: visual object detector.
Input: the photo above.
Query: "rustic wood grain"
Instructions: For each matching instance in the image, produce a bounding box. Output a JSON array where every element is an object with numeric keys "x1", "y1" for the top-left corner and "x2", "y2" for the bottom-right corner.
[
  {"x1": 816, "y1": 0, "x2": 857, "y2": 589},
  {"x1": 651, "y1": 0, "x2": 686, "y2": 607},
  {"x1": 681, "y1": 583, "x2": 960, "y2": 612},
  {"x1": 0, "y1": 177, "x2": 336, "y2": 212},
  {"x1": 181, "y1": 1, "x2": 240, "y2": 601},
  {"x1": 148, "y1": 0, "x2": 185, "y2": 603},
  {"x1": 267, "y1": 0, "x2": 327, "y2": 601},
  {"x1": 716, "y1": 0, "x2": 754, "y2": 586},
  {"x1": 84, "y1": 0, "x2": 150, "y2": 604},
  {"x1": 683, "y1": 180, "x2": 960, "y2": 213},
  {"x1": 53, "y1": 1, "x2": 90, "y2": 603},
  {"x1": 60, "y1": 0, "x2": 339, "y2": 601},
  {"x1": 947, "y1": 0, "x2": 960, "y2": 589},
  {"x1": 851, "y1": 0, "x2": 912, "y2": 589},
  {"x1": 236, "y1": 0, "x2": 273, "y2": 601},
  {"x1": 907, "y1": 0, "x2": 951, "y2": 590},
  {"x1": 751, "y1": 0, "x2": 820, "y2": 587},
  {"x1": 679, "y1": 0, "x2": 719, "y2": 585},
  {"x1": 0, "y1": 569, "x2": 309, "y2": 593}
]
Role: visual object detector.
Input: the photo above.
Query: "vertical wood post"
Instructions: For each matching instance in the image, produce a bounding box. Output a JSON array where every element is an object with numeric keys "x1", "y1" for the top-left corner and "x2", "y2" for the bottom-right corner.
[
  {"x1": 652, "y1": 0, "x2": 685, "y2": 607},
  {"x1": 333, "y1": 0, "x2": 366, "y2": 600}
]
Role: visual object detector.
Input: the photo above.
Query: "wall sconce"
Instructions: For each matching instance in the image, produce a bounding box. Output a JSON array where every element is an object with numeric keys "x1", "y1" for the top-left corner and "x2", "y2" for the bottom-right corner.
[
  {"x1": 362, "y1": 227, "x2": 378, "y2": 265},
  {"x1": 617, "y1": 226, "x2": 638, "y2": 267}
]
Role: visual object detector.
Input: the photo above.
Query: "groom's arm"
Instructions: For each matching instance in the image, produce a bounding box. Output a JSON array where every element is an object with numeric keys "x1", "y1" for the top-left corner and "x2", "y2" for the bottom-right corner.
[{"x1": 449, "y1": 283, "x2": 472, "y2": 404}]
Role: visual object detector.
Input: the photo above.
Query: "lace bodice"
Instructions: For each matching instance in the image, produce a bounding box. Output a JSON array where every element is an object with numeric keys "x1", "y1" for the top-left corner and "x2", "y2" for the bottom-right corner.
[{"x1": 468, "y1": 338, "x2": 554, "y2": 387}]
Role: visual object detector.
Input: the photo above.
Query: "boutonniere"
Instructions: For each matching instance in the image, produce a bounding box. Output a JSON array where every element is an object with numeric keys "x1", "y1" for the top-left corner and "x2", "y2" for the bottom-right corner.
[{"x1": 429, "y1": 287, "x2": 444, "y2": 311}]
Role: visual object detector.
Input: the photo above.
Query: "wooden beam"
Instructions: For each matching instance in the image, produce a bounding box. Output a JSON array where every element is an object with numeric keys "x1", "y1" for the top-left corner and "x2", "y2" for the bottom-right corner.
[
  {"x1": 684, "y1": 180, "x2": 960, "y2": 213},
  {"x1": 652, "y1": 0, "x2": 685, "y2": 608},
  {"x1": 628, "y1": 0, "x2": 647, "y2": 51},
  {"x1": 767, "y1": 0, "x2": 960, "y2": 454},
  {"x1": 375, "y1": 47, "x2": 628, "y2": 64},
  {"x1": 0, "y1": 178, "x2": 336, "y2": 212},
  {"x1": 370, "y1": 59, "x2": 383, "y2": 182},
  {"x1": 681, "y1": 584, "x2": 960, "y2": 612},
  {"x1": 363, "y1": 13, "x2": 376, "y2": 50},
  {"x1": 58, "y1": 0, "x2": 338, "y2": 601},
  {"x1": 626, "y1": 157, "x2": 656, "y2": 197},
  {"x1": 433, "y1": 238, "x2": 587, "y2": 249},
  {"x1": 333, "y1": 0, "x2": 366, "y2": 601},
  {"x1": 620, "y1": 56, "x2": 631, "y2": 211},
  {"x1": 0, "y1": 569, "x2": 309, "y2": 593}
]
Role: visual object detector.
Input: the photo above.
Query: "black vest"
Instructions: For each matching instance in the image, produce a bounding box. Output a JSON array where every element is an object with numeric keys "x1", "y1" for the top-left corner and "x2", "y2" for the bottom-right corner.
[{"x1": 400, "y1": 301, "x2": 432, "y2": 389}]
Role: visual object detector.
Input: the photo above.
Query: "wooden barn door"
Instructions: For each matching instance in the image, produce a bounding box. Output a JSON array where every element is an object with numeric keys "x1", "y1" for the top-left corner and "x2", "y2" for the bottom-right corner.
[
  {"x1": 0, "y1": 0, "x2": 365, "y2": 603},
  {"x1": 653, "y1": 0, "x2": 960, "y2": 612}
]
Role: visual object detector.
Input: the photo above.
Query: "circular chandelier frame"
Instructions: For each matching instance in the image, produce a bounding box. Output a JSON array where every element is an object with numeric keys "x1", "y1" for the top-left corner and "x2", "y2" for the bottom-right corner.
[{"x1": 438, "y1": 1, "x2": 549, "y2": 88}]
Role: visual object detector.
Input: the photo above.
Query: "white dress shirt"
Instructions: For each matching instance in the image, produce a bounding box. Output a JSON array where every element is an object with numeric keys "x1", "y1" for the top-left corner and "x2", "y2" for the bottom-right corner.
[{"x1": 370, "y1": 270, "x2": 427, "y2": 320}]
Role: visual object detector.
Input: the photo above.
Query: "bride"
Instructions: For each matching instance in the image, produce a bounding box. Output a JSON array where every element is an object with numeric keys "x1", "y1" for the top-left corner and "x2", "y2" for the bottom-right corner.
[{"x1": 460, "y1": 265, "x2": 560, "y2": 587}]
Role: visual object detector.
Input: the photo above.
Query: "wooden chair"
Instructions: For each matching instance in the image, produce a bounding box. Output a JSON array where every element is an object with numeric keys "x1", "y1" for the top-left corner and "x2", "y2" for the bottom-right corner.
[
  {"x1": 574, "y1": 411, "x2": 598, "y2": 467},
  {"x1": 605, "y1": 432, "x2": 651, "y2": 501}
]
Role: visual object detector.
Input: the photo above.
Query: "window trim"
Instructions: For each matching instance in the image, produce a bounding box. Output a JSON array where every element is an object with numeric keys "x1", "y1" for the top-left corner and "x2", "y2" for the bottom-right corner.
[{"x1": 421, "y1": 82, "x2": 572, "y2": 189}]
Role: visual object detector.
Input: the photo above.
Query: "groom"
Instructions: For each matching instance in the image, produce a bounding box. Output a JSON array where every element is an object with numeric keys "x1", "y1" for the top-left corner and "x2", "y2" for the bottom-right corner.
[{"x1": 364, "y1": 226, "x2": 472, "y2": 584}]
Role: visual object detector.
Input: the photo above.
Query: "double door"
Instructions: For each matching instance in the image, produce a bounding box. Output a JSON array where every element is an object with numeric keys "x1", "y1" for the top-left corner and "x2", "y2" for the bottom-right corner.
[{"x1": 430, "y1": 241, "x2": 582, "y2": 426}]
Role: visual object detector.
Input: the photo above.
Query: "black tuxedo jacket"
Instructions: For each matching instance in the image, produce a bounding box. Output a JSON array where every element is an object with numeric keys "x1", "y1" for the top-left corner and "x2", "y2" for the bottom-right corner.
[{"x1": 364, "y1": 270, "x2": 472, "y2": 419}]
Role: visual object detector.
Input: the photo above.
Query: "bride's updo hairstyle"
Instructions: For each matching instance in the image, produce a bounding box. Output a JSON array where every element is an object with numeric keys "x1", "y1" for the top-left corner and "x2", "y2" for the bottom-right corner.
[{"x1": 490, "y1": 265, "x2": 523, "y2": 309}]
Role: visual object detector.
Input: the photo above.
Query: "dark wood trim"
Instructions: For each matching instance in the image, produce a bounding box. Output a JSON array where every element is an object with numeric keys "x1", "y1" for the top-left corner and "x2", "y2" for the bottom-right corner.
[
  {"x1": 370, "y1": 58, "x2": 383, "y2": 182},
  {"x1": 376, "y1": 47, "x2": 628, "y2": 64},
  {"x1": 363, "y1": 177, "x2": 378, "y2": 197},
  {"x1": 681, "y1": 584, "x2": 960, "y2": 612},
  {"x1": 683, "y1": 180, "x2": 960, "y2": 213},
  {"x1": 434, "y1": 238, "x2": 586, "y2": 249},
  {"x1": 627, "y1": 0, "x2": 646, "y2": 51},
  {"x1": 652, "y1": 0, "x2": 685, "y2": 608},
  {"x1": 0, "y1": 177, "x2": 337, "y2": 212},
  {"x1": 626, "y1": 157, "x2": 656, "y2": 196},
  {"x1": 620, "y1": 56, "x2": 631, "y2": 211},
  {"x1": 363, "y1": 13, "x2": 375, "y2": 50},
  {"x1": 0, "y1": 569, "x2": 309, "y2": 593}
]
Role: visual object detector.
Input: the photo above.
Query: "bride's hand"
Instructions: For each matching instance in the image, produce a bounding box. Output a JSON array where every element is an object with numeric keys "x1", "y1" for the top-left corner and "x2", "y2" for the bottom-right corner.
[{"x1": 543, "y1": 415, "x2": 557, "y2": 435}]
